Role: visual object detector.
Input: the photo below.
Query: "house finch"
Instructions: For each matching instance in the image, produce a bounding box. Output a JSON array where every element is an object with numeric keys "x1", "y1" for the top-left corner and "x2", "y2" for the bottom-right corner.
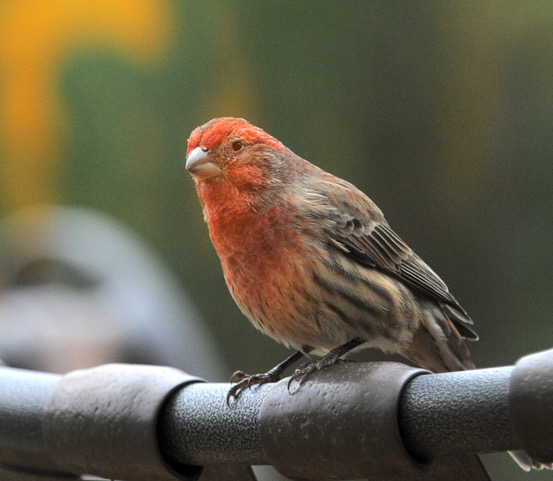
[{"x1": 185, "y1": 117, "x2": 540, "y2": 471}]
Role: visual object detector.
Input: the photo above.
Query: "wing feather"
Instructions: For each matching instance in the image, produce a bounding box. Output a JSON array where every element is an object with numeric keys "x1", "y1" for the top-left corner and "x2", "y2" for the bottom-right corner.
[{"x1": 302, "y1": 176, "x2": 478, "y2": 340}]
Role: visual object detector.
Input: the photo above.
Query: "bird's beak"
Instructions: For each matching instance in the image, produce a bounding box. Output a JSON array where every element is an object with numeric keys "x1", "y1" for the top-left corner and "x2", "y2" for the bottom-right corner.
[{"x1": 186, "y1": 147, "x2": 222, "y2": 180}]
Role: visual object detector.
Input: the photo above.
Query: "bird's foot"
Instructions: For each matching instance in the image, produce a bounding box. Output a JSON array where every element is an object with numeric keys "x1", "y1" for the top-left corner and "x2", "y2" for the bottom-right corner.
[
  {"x1": 287, "y1": 356, "x2": 342, "y2": 391},
  {"x1": 226, "y1": 351, "x2": 308, "y2": 406},
  {"x1": 287, "y1": 338, "x2": 364, "y2": 391},
  {"x1": 227, "y1": 369, "x2": 282, "y2": 406}
]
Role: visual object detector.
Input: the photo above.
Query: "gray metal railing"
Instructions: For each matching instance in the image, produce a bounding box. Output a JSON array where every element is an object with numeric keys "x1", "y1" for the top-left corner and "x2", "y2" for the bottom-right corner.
[{"x1": 0, "y1": 349, "x2": 552, "y2": 480}]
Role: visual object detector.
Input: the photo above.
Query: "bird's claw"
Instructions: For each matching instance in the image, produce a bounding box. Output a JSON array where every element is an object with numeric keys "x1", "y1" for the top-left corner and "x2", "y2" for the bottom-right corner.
[
  {"x1": 226, "y1": 370, "x2": 281, "y2": 406},
  {"x1": 287, "y1": 357, "x2": 351, "y2": 391},
  {"x1": 287, "y1": 361, "x2": 319, "y2": 391}
]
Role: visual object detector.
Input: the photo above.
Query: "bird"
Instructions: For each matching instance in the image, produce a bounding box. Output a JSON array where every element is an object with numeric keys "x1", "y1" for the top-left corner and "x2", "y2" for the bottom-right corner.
[{"x1": 185, "y1": 117, "x2": 543, "y2": 471}]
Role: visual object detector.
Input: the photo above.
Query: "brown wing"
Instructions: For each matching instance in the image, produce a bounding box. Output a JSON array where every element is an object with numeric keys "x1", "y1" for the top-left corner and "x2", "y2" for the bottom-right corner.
[{"x1": 303, "y1": 176, "x2": 478, "y2": 340}]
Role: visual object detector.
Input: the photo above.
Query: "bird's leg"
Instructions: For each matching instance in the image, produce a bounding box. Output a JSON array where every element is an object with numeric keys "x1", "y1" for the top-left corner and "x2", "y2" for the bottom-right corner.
[
  {"x1": 288, "y1": 337, "x2": 364, "y2": 389},
  {"x1": 227, "y1": 350, "x2": 307, "y2": 405}
]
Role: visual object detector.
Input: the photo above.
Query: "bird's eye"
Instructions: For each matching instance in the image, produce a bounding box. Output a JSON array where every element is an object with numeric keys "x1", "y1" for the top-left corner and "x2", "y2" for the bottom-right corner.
[{"x1": 231, "y1": 140, "x2": 243, "y2": 152}]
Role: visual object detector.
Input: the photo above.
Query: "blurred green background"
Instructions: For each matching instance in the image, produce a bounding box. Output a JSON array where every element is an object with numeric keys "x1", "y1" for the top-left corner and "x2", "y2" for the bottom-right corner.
[{"x1": 1, "y1": 1, "x2": 552, "y2": 479}]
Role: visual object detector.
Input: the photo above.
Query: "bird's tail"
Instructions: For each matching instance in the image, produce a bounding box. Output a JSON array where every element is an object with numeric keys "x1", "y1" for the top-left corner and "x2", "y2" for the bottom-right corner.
[{"x1": 404, "y1": 301, "x2": 475, "y2": 373}]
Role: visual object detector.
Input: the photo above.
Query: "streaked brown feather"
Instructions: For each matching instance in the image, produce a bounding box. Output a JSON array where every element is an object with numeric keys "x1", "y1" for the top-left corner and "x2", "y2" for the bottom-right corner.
[{"x1": 303, "y1": 175, "x2": 478, "y2": 341}]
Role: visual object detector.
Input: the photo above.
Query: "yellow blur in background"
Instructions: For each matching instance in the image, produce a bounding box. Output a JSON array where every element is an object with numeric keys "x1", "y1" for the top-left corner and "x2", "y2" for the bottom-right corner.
[{"x1": 0, "y1": 0, "x2": 173, "y2": 209}]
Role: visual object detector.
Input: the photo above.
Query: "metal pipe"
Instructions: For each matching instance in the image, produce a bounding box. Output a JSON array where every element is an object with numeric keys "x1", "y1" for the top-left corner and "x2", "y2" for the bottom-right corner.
[
  {"x1": 398, "y1": 366, "x2": 517, "y2": 461},
  {"x1": 158, "y1": 382, "x2": 268, "y2": 466},
  {"x1": 0, "y1": 351, "x2": 551, "y2": 480},
  {"x1": 158, "y1": 364, "x2": 519, "y2": 468},
  {"x1": 0, "y1": 368, "x2": 60, "y2": 472}
]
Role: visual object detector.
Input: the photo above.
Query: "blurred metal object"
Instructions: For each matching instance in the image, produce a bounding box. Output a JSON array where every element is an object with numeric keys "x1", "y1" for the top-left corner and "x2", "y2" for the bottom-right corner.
[
  {"x1": 0, "y1": 206, "x2": 225, "y2": 380},
  {"x1": 509, "y1": 348, "x2": 553, "y2": 467}
]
